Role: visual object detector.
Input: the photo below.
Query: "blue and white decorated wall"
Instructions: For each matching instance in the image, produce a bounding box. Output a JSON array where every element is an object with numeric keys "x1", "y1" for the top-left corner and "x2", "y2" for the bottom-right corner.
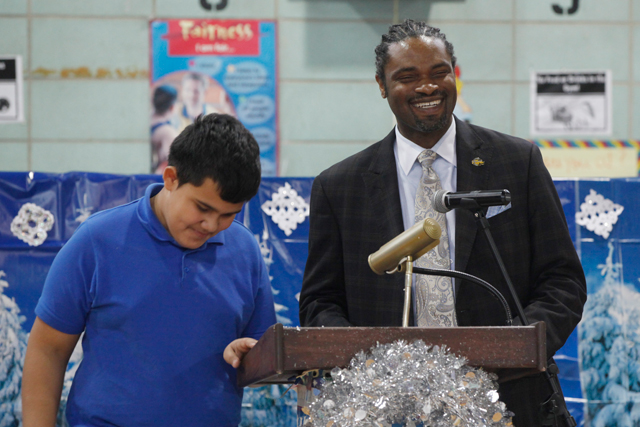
[{"x1": 0, "y1": 172, "x2": 637, "y2": 427}]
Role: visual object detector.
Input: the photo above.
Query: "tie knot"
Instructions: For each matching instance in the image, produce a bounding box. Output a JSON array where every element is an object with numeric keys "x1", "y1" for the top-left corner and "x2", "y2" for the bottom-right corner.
[{"x1": 418, "y1": 150, "x2": 437, "y2": 168}]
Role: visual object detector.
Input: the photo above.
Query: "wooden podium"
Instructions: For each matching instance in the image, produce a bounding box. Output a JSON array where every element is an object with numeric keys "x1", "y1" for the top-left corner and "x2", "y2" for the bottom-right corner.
[{"x1": 238, "y1": 322, "x2": 547, "y2": 387}]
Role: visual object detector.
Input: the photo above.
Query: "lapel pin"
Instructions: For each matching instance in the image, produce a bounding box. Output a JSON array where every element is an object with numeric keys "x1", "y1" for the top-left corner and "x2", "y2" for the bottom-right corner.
[{"x1": 471, "y1": 157, "x2": 485, "y2": 167}]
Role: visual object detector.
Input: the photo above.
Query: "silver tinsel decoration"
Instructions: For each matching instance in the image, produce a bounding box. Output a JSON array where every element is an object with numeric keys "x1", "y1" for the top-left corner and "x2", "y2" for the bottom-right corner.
[{"x1": 305, "y1": 340, "x2": 513, "y2": 427}]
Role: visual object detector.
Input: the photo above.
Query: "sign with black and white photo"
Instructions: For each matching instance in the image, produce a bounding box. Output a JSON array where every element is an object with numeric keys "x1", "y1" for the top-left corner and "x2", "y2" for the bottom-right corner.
[
  {"x1": 530, "y1": 71, "x2": 611, "y2": 136},
  {"x1": 0, "y1": 56, "x2": 24, "y2": 123}
]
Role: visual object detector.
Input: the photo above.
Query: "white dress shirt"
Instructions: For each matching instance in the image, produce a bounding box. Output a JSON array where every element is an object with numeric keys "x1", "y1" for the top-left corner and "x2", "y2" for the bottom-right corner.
[{"x1": 393, "y1": 119, "x2": 457, "y2": 270}]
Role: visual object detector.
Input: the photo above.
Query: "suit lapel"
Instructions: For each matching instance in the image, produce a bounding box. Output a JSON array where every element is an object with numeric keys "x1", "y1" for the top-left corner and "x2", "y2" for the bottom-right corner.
[
  {"x1": 361, "y1": 130, "x2": 405, "y2": 244},
  {"x1": 361, "y1": 130, "x2": 408, "y2": 323},
  {"x1": 454, "y1": 118, "x2": 493, "y2": 283}
]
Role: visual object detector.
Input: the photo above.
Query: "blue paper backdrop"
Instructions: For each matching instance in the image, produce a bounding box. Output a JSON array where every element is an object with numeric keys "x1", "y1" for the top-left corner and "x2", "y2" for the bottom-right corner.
[{"x1": 1, "y1": 172, "x2": 639, "y2": 426}]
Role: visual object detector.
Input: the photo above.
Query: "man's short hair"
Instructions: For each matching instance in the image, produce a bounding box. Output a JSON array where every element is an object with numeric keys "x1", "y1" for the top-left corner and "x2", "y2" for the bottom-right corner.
[
  {"x1": 168, "y1": 114, "x2": 261, "y2": 203},
  {"x1": 152, "y1": 85, "x2": 177, "y2": 115},
  {"x1": 375, "y1": 19, "x2": 457, "y2": 82}
]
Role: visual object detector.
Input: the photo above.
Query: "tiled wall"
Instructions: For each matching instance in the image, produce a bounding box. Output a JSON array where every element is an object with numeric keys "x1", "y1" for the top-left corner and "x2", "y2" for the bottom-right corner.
[{"x1": 0, "y1": 0, "x2": 638, "y2": 176}]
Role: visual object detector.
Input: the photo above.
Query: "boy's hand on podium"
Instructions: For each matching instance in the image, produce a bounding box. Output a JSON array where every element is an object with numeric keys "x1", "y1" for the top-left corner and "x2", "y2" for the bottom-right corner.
[{"x1": 224, "y1": 338, "x2": 257, "y2": 368}]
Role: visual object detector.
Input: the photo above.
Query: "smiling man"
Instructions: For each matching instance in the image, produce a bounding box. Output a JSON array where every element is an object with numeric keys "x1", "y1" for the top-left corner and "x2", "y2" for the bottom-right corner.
[
  {"x1": 299, "y1": 20, "x2": 586, "y2": 426},
  {"x1": 22, "y1": 114, "x2": 276, "y2": 427},
  {"x1": 375, "y1": 34, "x2": 457, "y2": 146}
]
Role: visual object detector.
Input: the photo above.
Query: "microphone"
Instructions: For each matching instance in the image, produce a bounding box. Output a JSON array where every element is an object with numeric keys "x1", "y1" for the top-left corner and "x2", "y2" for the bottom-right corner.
[
  {"x1": 433, "y1": 189, "x2": 511, "y2": 213},
  {"x1": 368, "y1": 218, "x2": 441, "y2": 275}
]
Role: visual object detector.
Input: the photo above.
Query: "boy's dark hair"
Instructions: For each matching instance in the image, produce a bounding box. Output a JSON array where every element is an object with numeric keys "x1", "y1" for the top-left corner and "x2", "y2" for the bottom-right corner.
[
  {"x1": 375, "y1": 20, "x2": 456, "y2": 82},
  {"x1": 168, "y1": 114, "x2": 261, "y2": 203},
  {"x1": 152, "y1": 85, "x2": 177, "y2": 115}
]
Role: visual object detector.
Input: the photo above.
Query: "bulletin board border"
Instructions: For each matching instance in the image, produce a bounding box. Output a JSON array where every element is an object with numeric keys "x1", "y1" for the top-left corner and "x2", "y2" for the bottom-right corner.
[{"x1": 530, "y1": 140, "x2": 640, "y2": 175}]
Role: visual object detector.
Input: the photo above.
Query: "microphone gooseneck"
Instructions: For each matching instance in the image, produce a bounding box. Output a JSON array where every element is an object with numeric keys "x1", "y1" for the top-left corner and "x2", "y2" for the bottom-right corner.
[{"x1": 406, "y1": 265, "x2": 513, "y2": 325}]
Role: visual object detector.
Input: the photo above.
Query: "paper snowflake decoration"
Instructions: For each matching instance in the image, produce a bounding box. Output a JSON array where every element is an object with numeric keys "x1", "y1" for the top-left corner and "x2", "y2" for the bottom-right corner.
[
  {"x1": 10, "y1": 202, "x2": 55, "y2": 246},
  {"x1": 261, "y1": 182, "x2": 310, "y2": 236},
  {"x1": 575, "y1": 189, "x2": 623, "y2": 239}
]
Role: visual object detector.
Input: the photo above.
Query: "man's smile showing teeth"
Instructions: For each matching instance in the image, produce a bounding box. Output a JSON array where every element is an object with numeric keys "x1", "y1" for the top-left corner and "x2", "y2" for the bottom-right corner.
[{"x1": 413, "y1": 99, "x2": 442, "y2": 109}]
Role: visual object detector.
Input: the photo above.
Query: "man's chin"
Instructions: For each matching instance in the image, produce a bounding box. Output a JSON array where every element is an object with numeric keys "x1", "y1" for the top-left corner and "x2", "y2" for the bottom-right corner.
[{"x1": 415, "y1": 115, "x2": 450, "y2": 133}]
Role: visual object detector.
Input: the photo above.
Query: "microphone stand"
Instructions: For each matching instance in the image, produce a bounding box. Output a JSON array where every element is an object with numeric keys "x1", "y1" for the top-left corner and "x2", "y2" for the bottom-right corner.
[
  {"x1": 472, "y1": 208, "x2": 576, "y2": 427},
  {"x1": 401, "y1": 256, "x2": 413, "y2": 327}
]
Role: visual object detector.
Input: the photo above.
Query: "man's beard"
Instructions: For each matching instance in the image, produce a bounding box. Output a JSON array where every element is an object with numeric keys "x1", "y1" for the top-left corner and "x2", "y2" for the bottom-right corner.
[
  {"x1": 413, "y1": 110, "x2": 450, "y2": 133},
  {"x1": 407, "y1": 91, "x2": 452, "y2": 133}
]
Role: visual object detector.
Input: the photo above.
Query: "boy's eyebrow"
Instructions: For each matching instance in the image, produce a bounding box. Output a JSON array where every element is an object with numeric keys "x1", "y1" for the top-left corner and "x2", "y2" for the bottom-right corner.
[
  {"x1": 196, "y1": 200, "x2": 242, "y2": 215},
  {"x1": 196, "y1": 200, "x2": 215, "y2": 211}
]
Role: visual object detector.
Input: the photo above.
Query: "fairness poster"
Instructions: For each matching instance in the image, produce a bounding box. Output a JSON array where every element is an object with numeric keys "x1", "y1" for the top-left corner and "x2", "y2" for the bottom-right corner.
[
  {"x1": 530, "y1": 71, "x2": 611, "y2": 136},
  {"x1": 150, "y1": 19, "x2": 278, "y2": 176}
]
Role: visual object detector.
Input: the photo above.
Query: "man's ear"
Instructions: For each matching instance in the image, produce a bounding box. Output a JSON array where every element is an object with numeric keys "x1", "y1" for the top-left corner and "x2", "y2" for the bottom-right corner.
[
  {"x1": 375, "y1": 75, "x2": 386, "y2": 99},
  {"x1": 162, "y1": 166, "x2": 179, "y2": 191}
]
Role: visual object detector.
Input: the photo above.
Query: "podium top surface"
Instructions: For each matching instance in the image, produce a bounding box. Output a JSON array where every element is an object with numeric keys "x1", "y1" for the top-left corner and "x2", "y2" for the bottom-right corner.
[{"x1": 237, "y1": 322, "x2": 546, "y2": 387}]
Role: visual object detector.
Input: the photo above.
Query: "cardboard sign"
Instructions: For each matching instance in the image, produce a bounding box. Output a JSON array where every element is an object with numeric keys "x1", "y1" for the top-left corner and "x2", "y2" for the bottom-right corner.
[
  {"x1": 531, "y1": 71, "x2": 611, "y2": 136},
  {"x1": 0, "y1": 56, "x2": 24, "y2": 123}
]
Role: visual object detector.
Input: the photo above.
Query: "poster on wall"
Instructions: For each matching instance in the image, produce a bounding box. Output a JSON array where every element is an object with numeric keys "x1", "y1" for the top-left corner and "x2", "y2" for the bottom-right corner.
[
  {"x1": 0, "y1": 56, "x2": 24, "y2": 123},
  {"x1": 530, "y1": 71, "x2": 611, "y2": 136},
  {"x1": 150, "y1": 19, "x2": 278, "y2": 175}
]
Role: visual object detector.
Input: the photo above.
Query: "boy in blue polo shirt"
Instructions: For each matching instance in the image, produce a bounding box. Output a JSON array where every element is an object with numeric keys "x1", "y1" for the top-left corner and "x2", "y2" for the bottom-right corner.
[{"x1": 22, "y1": 114, "x2": 276, "y2": 427}]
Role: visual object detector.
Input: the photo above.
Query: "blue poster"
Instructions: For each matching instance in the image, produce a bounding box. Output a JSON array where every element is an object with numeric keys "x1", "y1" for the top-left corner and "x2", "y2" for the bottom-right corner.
[{"x1": 150, "y1": 19, "x2": 278, "y2": 176}]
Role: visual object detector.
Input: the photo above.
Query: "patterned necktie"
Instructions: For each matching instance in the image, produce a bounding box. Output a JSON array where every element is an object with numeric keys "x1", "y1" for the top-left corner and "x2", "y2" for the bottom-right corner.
[{"x1": 414, "y1": 150, "x2": 457, "y2": 327}]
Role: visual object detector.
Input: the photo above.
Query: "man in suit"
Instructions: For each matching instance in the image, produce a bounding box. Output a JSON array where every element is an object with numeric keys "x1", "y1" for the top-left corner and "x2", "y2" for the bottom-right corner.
[{"x1": 299, "y1": 20, "x2": 587, "y2": 427}]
